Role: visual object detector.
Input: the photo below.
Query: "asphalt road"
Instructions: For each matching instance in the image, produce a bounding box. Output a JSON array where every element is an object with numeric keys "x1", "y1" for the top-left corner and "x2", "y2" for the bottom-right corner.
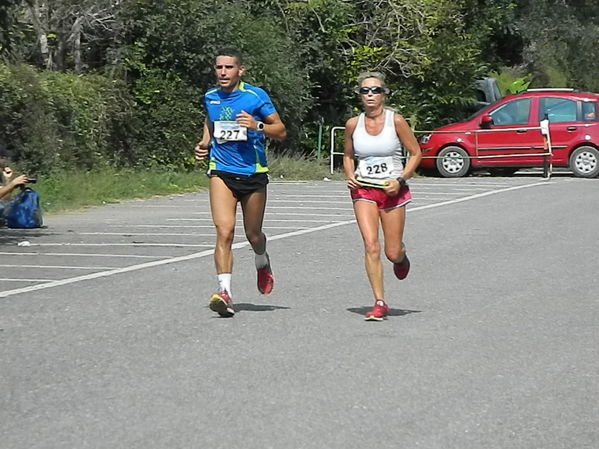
[{"x1": 1, "y1": 174, "x2": 598, "y2": 449}]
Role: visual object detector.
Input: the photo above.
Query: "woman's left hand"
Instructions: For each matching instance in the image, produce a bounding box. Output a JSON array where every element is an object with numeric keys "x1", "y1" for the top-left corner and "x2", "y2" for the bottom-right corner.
[{"x1": 346, "y1": 176, "x2": 361, "y2": 191}]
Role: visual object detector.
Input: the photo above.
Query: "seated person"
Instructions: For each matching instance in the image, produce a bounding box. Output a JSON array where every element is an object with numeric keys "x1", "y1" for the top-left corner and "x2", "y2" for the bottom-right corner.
[{"x1": 0, "y1": 163, "x2": 29, "y2": 225}]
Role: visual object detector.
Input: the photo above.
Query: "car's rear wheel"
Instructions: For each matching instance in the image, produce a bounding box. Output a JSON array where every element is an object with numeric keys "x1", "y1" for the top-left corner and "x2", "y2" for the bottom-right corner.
[
  {"x1": 569, "y1": 146, "x2": 599, "y2": 178},
  {"x1": 436, "y1": 146, "x2": 470, "y2": 178}
]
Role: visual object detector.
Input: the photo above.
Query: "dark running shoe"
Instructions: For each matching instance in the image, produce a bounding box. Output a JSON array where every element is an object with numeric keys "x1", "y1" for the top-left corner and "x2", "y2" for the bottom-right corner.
[
  {"x1": 209, "y1": 290, "x2": 235, "y2": 317},
  {"x1": 393, "y1": 254, "x2": 410, "y2": 280},
  {"x1": 257, "y1": 255, "x2": 274, "y2": 295}
]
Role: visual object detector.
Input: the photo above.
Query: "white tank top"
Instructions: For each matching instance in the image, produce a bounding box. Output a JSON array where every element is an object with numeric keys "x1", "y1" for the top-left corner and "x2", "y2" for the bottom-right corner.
[{"x1": 352, "y1": 109, "x2": 404, "y2": 182}]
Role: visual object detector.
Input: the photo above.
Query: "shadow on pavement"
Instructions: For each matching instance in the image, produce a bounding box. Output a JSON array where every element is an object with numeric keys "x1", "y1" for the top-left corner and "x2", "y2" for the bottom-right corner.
[
  {"x1": 0, "y1": 227, "x2": 52, "y2": 246},
  {"x1": 235, "y1": 303, "x2": 291, "y2": 312},
  {"x1": 346, "y1": 306, "x2": 421, "y2": 317}
]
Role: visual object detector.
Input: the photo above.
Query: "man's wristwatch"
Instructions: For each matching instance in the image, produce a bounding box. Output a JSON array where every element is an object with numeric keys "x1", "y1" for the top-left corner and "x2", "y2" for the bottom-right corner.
[
  {"x1": 256, "y1": 121, "x2": 265, "y2": 132},
  {"x1": 396, "y1": 176, "x2": 407, "y2": 187}
]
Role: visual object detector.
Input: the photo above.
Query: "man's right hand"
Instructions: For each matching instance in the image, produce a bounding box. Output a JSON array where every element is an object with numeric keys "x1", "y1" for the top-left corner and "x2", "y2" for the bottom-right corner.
[
  {"x1": 194, "y1": 142, "x2": 210, "y2": 161},
  {"x1": 10, "y1": 175, "x2": 28, "y2": 187}
]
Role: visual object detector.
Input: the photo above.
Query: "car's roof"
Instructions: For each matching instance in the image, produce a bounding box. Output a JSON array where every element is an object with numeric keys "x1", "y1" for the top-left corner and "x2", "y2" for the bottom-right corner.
[{"x1": 511, "y1": 89, "x2": 599, "y2": 101}]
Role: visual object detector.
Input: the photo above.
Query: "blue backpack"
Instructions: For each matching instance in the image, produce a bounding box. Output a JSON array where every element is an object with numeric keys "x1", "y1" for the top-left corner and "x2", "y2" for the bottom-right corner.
[{"x1": 5, "y1": 187, "x2": 43, "y2": 228}]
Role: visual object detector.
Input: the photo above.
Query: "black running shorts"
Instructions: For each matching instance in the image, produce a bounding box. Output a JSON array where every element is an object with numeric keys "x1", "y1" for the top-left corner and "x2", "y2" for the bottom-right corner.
[{"x1": 211, "y1": 171, "x2": 269, "y2": 200}]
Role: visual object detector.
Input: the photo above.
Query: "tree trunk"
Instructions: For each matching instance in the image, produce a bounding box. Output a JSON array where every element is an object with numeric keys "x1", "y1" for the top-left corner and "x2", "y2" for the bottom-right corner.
[
  {"x1": 28, "y1": 0, "x2": 51, "y2": 69},
  {"x1": 72, "y1": 16, "x2": 83, "y2": 74},
  {"x1": 55, "y1": 29, "x2": 65, "y2": 71}
]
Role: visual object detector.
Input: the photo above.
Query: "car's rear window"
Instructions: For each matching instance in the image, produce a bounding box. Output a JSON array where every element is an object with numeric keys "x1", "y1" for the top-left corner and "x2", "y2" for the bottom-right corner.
[{"x1": 539, "y1": 97, "x2": 577, "y2": 123}]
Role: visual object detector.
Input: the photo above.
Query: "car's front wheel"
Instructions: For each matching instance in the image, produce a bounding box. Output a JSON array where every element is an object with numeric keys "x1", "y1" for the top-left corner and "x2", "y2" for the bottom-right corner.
[
  {"x1": 569, "y1": 146, "x2": 599, "y2": 178},
  {"x1": 436, "y1": 146, "x2": 471, "y2": 178}
]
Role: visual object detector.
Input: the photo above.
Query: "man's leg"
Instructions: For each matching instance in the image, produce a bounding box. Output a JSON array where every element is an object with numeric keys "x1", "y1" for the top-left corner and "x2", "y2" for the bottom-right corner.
[
  {"x1": 208, "y1": 176, "x2": 238, "y2": 316},
  {"x1": 240, "y1": 188, "x2": 273, "y2": 294}
]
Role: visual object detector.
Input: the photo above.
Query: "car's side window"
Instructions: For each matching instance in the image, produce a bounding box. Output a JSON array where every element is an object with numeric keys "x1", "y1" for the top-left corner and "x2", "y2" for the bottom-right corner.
[
  {"x1": 539, "y1": 98, "x2": 578, "y2": 123},
  {"x1": 582, "y1": 101, "x2": 597, "y2": 122},
  {"x1": 490, "y1": 99, "x2": 531, "y2": 126}
]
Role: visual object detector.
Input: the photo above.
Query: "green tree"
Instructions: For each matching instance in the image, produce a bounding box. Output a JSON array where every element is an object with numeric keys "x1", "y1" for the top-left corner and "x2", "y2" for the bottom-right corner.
[
  {"x1": 120, "y1": 0, "x2": 311, "y2": 157},
  {"x1": 22, "y1": 0, "x2": 119, "y2": 72},
  {"x1": 515, "y1": 0, "x2": 599, "y2": 91},
  {"x1": 0, "y1": 0, "x2": 22, "y2": 59}
]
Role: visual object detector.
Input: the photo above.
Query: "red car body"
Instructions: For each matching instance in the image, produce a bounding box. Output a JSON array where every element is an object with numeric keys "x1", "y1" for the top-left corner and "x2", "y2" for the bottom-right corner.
[{"x1": 418, "y1": 89, "x2": 599, "y2": 177}]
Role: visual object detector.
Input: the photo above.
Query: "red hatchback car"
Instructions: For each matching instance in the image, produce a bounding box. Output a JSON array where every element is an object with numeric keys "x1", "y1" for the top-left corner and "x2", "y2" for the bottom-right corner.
[{"x1": 418, "y1": 89, "x2": 599, "y2": 178}]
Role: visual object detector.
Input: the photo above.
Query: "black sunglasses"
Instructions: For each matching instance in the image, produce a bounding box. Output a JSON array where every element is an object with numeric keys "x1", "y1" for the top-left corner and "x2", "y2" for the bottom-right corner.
[{"x1": 358, "y1": 86, "x2": 385, "y2": 95}]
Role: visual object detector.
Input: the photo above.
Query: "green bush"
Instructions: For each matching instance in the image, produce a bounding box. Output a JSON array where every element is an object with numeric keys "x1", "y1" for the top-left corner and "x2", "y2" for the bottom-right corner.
[
  {"x1": 0, "y1": 63, "x2": 134, "y2": 174},
  {"x1": 0, "y1": 63, "x2": 60, "y2": 172},
  {"x1": 42, "y1": 71, "x2": 134, "y2": 170},
  {"x1": 130, "y1": 69, "x2": 203, "y2": 169}
]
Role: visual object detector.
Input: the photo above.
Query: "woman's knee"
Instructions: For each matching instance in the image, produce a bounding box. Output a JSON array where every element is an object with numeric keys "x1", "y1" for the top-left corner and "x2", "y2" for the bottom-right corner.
[
  {"x1": 384, "y1": 245, "x2": 405, "y2": 263},
  {"x1": 363, "y1": 239, "x2": 381, "y2": 257}
]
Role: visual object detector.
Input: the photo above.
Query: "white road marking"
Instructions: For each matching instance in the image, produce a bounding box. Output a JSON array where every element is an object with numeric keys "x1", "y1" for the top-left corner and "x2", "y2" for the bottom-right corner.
[
  {"x1": 0, "y1": 264, "x2": 117, "y2": 270},
  {"x1": 21, "y1": 243, "x2": 214, "y2": 247},
  {"x1": 0, "y1": 251, "x2": 167, "y2": 259},
  {"x1": 264, "y1": 206, "x2": 351, "y2": 210},
  {"x1": 410, "y1": 181, "x2": 549, "y2": 211},
  {"x1": 0, "y1": 180, "x2": 550, "y2": 298},
  {"x1": 124, "y1": 198, "x2": 352, "y2": 205},
  {"x1": 189, "y1": 208, "x2": 352, "y2": 213},
  {"x1": 107, "y1": 224, "x2": 310, "y2": 230},
  {"x1": 414, "y1": 182, "x2": 514, "y2": 187},
  {"x1": 0, "y1": 278, "x2": 54, "y2": 282},
  {"x1": 169, "y1": 218, "x2": 343, "y2": 223},
  {"x1": 77, "y1": 232, "x2": 217, "y2": 237},
  {"x1": 416, "y1": 192, "x2": 477, "y2": 196},
  {"x1": 171, "y1": 216, "x2": 351, "y2": 220},
  {"x1": 416, "y1": 187, "x2": 507, "y2": 191},
  {"x1": 270, "y1": 199, "x2": 350, "y2": 203},
  {"x1": 271, "y1": 195, "x2": 351, "y2": 199}
]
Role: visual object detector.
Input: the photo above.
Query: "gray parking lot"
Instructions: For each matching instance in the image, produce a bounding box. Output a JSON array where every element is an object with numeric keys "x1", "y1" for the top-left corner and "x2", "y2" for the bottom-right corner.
[{"x1": 1, "y1": 175, "x2": 598, "y2": 449}]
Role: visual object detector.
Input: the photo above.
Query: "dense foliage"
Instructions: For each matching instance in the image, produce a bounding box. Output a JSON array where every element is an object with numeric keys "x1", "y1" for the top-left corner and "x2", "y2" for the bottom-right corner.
[
  {"x1": 1, "y1": 0, "x2": 597, "y2": 174},
  {"x1": 0, "y1": 63, "x2": 132, "y2": 173}
]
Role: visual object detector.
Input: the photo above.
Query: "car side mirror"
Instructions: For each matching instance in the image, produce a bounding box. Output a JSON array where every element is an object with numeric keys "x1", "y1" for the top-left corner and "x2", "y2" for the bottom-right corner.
[{"x1": 480, "y1": 114, "x2": 493, "y2": 129}]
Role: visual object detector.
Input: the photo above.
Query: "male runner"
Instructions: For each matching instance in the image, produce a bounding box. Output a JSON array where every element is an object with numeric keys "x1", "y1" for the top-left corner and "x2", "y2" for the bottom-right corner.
[{"x1": 194, "y1": 49, "x2": 286, "y2": 317}]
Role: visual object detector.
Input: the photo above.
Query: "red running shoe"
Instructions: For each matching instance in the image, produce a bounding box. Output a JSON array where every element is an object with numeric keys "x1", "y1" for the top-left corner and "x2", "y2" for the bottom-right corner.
[
  {"x1": 209, "y1": 290, "x2": 235, "y2": 317},
  {"x1": 365, "y1": 300, "x2": 389, "y2": 321},
  {"x1": 393, "y1": 254, "x2": 410, "y2": 280},
  {"x1": 257, "y1": 264, "x2": 274, "y2": 295}
]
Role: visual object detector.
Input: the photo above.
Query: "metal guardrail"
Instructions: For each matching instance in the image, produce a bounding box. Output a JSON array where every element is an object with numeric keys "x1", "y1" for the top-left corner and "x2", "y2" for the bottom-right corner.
[{"x1": 329, "y1": 126, "x2": 346, "y2": 175}]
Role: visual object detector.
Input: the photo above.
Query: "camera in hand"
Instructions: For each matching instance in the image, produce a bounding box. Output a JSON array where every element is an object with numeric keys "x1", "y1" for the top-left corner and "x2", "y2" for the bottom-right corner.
[{"x1": 26, "y1": 177, "x2": 37, "y2": 184}]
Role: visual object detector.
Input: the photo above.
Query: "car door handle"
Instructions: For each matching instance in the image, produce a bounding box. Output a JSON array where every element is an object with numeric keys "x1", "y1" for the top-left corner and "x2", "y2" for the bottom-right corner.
[
  {"x1": 567, "y1": 126, "x2": 577, "y2": 131},
  {"x1": 516, "y1": 129, "x2": 527, "y2": 133}
]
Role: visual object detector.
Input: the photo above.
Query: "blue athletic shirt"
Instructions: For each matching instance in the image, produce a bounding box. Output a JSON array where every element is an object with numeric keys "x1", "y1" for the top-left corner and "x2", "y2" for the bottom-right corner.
[{"x1": 204, "y1": 81, "x2": 277, "y2": 176}]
